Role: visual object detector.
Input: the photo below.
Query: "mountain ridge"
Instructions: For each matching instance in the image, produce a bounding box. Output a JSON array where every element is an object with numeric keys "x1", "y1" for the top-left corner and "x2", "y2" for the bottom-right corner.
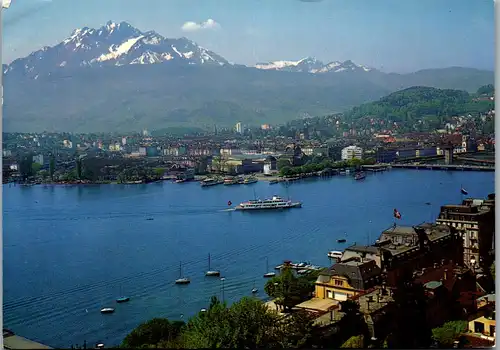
[{"x1": 3, "y1": 21, "x2": 494, "y2": 133}]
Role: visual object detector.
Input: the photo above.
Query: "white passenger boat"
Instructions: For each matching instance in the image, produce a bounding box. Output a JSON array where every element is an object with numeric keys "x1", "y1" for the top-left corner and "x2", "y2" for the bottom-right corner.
[{"x1": 235, "y1": 196, "x2": 302, "y2": 211}]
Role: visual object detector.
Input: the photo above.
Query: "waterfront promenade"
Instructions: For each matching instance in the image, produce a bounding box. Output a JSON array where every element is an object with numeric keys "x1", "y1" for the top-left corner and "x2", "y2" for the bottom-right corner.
[{"x1": 363, "y1": 163, "x2": 495, "y2": 172}]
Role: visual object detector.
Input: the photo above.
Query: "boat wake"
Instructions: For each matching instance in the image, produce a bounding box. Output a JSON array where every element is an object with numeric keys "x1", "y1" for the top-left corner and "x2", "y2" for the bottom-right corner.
[{"x1": 221, "y1": 208, "x2": 236, "y2": 212}]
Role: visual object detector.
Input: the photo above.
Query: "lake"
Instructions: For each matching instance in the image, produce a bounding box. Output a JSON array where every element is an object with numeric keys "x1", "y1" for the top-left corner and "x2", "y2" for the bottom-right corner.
[{"x1": 3, "y1": 169, "x2": 495, "y2": 348}]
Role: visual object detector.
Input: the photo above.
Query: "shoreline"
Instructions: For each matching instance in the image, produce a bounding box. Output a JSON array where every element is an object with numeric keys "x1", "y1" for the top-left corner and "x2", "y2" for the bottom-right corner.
[{"x1": 7, "y1": 165, "x2": 495, "y2": 187}]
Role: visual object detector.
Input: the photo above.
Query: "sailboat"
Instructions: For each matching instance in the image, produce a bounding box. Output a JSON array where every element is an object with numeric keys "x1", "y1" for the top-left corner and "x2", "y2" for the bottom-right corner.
[
  {"x1": 100, "y1": 294, "x2": 115, "y2": 314},
  {"x1": 116, "y1": 285, "x2": 130, "y2": 303},
  {"x1": 251, "y1": 280, "x2": 258, "y2": 294},
  {"x1": 263, "y1": 257, "x2": 276, "y2": 278},
  {"x1": 205, "y1": 253, "x2": 221, "y2": 277},
  {"x1": 175, "y1": 261, "x2": 190, "y2": 284},
  {"x1": 100, "y1": 307, "x2": 115, "y2": 314}
]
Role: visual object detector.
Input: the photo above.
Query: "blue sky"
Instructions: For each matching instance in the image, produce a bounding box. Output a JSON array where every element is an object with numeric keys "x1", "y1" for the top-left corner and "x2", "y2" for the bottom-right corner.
[{"x1": 3, "y1": 0, "x2": 494, "y2": 72}]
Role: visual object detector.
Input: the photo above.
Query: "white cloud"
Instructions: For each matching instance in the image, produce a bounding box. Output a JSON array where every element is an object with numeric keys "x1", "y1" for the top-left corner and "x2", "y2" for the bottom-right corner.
[{"x1": 181, "y1": 18, "x2": 221, "y2": 32}]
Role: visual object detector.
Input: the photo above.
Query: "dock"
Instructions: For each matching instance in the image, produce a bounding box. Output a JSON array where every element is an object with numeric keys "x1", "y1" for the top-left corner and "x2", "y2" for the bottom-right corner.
[
  {"x1": 390, "y1": 163, "x2": 494, "y2": 172},
  {"x1": 362, "y1": 163, "x2": 494, "y2": 172}
]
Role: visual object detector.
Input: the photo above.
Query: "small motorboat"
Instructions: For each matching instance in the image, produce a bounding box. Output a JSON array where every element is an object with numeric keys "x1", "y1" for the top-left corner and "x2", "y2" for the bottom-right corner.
[
  {"x1": 200, "y1": 308, "x2": 207, "y2": 312},
  {"x1": 116, "y1": 296, "x2": 130, "y2": 303},
  {"x1": 146, "y1": 218, "x2": 154, "y2": 221},
  {"x1": 175, "y1": 277, "x2": 191, "y2": 285},
  {"x1": 251, "y1": 287, "x2": 258, "y2": 294},
  {"x1": 337, "y1": 238, "x2": 347, "y2": 243},
  {"x1": 354, "y1": 172, "x2": 366, "y2": 181},
  {"x1": 100, "y1": 307, "x2": 115, "y2": 314},
  {"x1": 328, "y1": 251, "x2": 343, "y2": 260}
]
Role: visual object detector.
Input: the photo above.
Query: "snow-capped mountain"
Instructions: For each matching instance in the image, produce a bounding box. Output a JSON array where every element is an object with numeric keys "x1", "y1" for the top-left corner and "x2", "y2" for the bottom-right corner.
[
  {"x1": 255, "y1": 57, "x2": 373, "y2": 74},
  {"x1": 4, "y1": 21, "x2": 229, "y2": 78}
]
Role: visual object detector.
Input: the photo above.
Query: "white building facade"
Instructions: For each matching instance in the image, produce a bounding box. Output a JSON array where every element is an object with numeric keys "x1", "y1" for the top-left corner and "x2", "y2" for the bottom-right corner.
[{"x1": 341, "y1": 146, "x2": 364, "y2": 161}]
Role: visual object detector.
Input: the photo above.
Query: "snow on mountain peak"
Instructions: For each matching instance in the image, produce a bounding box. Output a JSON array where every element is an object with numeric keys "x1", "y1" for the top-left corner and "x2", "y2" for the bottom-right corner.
[
  {"x1": 5, "y1": 20, "x2": 230, "y2": 78},
  {"x1": 255, "y1": 57, "x2": 373, "y2": 74}
]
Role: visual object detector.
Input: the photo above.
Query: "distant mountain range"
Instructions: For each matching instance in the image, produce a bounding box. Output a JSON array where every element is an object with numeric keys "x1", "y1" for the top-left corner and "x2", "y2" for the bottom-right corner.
[
  {"x1": 3, "y1": 21, "x2": 494, "y2": 133},
  {"x1": 255, "y1": 57, "x2": 372, "y2": 74}
]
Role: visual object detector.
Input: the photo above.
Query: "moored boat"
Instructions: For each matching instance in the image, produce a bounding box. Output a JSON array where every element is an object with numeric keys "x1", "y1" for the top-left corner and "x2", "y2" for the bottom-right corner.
[
  {"x1": 223, "y1": 177, "x2": 240, "y2": 185},
  {"x1": 328, "y1": 251, "x2": 343, "y2": 259},
  {"x1": 205, "y1": 253, "x2": 221, "y2": 277},
  {"x1": 243, "y1": 176, "x2": 258, "y2": 184},
  {"x1": 175, "y1": 261, "x2": 190, "y2": 285},
  {"x1": 354, "y1": 172, "x2": 366, "y2": 180},
  {"x1": 116, "y1": 296, "x2": 130, "y2": 303},
  {"x1": 201, "y1": 178, "x2": 223, "y2": 187},
  {"x1": 100, "y1": 307, "x2": 115, "y2": 314}
]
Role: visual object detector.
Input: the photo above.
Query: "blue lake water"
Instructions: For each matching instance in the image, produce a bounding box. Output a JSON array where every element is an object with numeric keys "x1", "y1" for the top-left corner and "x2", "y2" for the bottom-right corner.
[{"x1": 3, "y1": 169, "x2": 495, "y2": 348}]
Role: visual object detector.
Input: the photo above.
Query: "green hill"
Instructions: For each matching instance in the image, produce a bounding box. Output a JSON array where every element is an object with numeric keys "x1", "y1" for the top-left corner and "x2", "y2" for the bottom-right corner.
[{"x1": 345, "y1": 85, "x2": 494, "y2": 129}]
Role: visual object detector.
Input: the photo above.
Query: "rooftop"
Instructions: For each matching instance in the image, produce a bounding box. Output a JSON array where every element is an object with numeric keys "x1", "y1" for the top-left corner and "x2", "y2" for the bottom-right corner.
[
  {"x1": 356, "y1": 287, "x2": 394, "y2": 315},
  {"x1": 319, "y1": 260, "x2": 381, "y2": 290},
  {"x1": 295, "y1": 298, "x2": 339, "y2": 312},
  {"x1": 344, "y1": 244, "x2": 381, "y2": 255}
]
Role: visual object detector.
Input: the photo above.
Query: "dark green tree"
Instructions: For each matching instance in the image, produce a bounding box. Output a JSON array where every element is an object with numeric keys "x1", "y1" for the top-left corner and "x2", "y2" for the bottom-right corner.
[
  {"x1": 49, "y1": 155, "x2": 56, "y2": 180},
  {"x1": 264, "y1": 267, "x2": 312, "y2": 311},
  {"x1": 18, "y1": 154, "x2": 34, "y2": 180},
  {"x1": 341, "y1": 335, "x2": 365, "y2": 348},
  {"x1": 387, "y1": 278, "x2": 432, "y2": 348},
  {"x1": 431, "y1": 320, "x2": 467, "y2": 348},
  {"x1": 181, "y1": 296, "x2": 315, "y2": 348},
  {"x1": 75, "y1": 158, "x2": 83, "y2": 180},
  {"x1": 121, "y1": 318, "x2": 185, "y2": 348}
]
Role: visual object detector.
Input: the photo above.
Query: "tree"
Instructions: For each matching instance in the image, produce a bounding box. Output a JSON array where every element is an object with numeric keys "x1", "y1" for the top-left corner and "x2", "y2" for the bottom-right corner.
[
  {"x1": 277, "y1": 158, "x2": 291, "y2": 170},
  {"x1": 431, "y1": 320, "x2": 467, "y2": 348},
  {"x1": 341, "y1": 335, "x2": 365, "y2": 348},
  {"x1": 181, "y1": 296, "x2": 315, "y2": 349},
  {"x1": 387, "y1": 278, "x2": 432, "y2": 349},
  {"x1": 75, "y1": 157, "x2": 83, "y2": 180},
  {"x1": 18, "y1": 154, "x2": 34, "y2": 181},
  {"x1": 264, "y1": 267, "x2": 312, "y2": 312},
  {"x1": 31, "y1": 162, "x2": 42, "y2": 174},
  {"x1": 153, "y1": 168, "x2": 165, "y2": 180},
  {"x1": 336, "y1": 299, "x2": 369, "y2": 345},
  {"x1": 182, "y1": 297, "x2": 277, "y2": 348},
  {"x1": 49, "y1": 156, "x2": 56, "y2": 180},
  {"x1": 121, "y1": 318, "x2": 185, "y2": 348}
]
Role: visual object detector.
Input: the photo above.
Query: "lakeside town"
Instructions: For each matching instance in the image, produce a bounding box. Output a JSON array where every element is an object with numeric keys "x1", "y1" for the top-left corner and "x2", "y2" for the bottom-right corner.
[{"x1": 2, "y1": 106, "x2": 495, "y2": 185}]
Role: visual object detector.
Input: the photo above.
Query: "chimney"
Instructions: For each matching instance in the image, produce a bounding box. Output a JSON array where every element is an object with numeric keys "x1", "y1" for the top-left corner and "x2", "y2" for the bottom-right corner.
[{"x1": 444, "y1": 269, "x2": 448, "y2": 280}]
